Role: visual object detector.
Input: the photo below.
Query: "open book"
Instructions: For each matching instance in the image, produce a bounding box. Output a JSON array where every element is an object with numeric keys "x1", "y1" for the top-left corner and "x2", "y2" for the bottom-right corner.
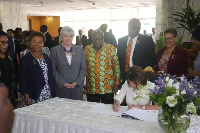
[{"x1": 121, "y1": 108, "x2": 158, "y2": 123}]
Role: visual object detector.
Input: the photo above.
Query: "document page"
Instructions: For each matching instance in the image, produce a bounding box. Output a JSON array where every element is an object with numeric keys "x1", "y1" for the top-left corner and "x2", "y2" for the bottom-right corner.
[{"x1": 121, "y1": 108, "x2": 158, "y2": 123}]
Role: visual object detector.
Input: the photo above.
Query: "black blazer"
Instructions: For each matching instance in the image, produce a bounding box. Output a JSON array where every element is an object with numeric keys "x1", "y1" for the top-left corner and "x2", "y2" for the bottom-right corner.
[
  {"x1": 52, "y1": 36, "x2": 59, "y2": 48},
  {"x1": 117, "y1": 34, "x2": 156, "y2": 85},
  {"x1": 19, "y1": 53, "x2": 55, "y2": 101},
  {"x1": 104, "y1": 32, "x2": 117, "y2": 48},
  {"x1": 44, "y1": 32, "x2": 53, "y2": 49},
  {"x1": 76, "y1": 35, "x2": 87, "y2": 48}
]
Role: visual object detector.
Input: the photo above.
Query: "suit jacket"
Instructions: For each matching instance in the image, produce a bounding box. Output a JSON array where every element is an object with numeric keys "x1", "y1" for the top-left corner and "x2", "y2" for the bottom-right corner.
[
  {"x1": 19, "y1": 53, "x2": 55, "y2": 101},
  {"x1": 155, "y1": 46, "x2": 188, "y2": 76},
  {"x1": 50, "y1": 44, "x2": 86, "y2": 100},
  {"x1": 76, "y1": 35, "x2": 87, "y2": 48},
  {"x1": 44, "y1": 32, "x2": 53, "y2": 49},
  {"x1": 104, "y1": 32, "x2": 117, "y2": 48},
  {"x1": 52, "y1": 36, "x2": 59, "y2": 48},
  {"x1": 117, "y1": 34, "x2": 156, "y2": 85}
]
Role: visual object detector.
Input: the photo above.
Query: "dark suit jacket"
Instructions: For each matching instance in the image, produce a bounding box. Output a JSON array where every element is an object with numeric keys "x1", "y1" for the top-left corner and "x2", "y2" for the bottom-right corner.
[
  {"x1": 155, "y1": 46, "x2": 188, "y2": 76},
  {"x1": 52, "y1": 36, "x2": 59, "y2": 48},
  {"x1": 76, "y1": 35, "x2": 87, "y2": 48},
  {"x1": 104, "y1": 32, "x2": 117, "y2": 48},
  {"x1": 19, "y1": 53, "x2": 55, "y2": 101},
  {"x1": 44, "y1": 32, "x2": 53, "y2": 49},
  {"x1": 117, "y1": 34, "x2": 156, "y2": 85}
]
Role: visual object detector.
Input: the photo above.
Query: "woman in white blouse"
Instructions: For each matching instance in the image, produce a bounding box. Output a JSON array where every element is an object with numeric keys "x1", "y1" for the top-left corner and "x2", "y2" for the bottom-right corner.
[
  {"x1": 113, "y1": 66, "x2": 159, "y2": 111},
  {"x1": 50, "y1": 26, "x2": 86, "y2": 100}
]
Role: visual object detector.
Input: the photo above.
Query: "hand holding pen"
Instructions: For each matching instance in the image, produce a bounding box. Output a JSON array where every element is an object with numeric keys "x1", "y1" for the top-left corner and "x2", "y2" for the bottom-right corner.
[{"x1": 113, "y1": 99, "x2": 120, "y2": 111}]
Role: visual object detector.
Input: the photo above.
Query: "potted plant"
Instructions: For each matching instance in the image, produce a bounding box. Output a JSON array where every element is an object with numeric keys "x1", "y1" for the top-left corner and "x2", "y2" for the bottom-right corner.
[{"x1": 171, "y1": 0, "x2": 200, "y2": 48}]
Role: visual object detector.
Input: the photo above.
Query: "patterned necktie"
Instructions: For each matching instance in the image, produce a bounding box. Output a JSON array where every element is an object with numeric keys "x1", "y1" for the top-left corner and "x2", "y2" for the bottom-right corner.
[{"x1": 125, "y1": 38, "x2": 133, "y2": 72}]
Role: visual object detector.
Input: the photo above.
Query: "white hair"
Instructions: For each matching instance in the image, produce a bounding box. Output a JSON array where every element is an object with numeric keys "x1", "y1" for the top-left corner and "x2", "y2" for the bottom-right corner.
[{"x1": 59, "y1": 26, "x2": 75, "y2": 44}]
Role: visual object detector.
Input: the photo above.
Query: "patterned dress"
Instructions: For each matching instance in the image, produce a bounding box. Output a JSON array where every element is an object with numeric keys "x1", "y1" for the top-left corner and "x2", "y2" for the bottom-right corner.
[
  {"x1": 84, "y1": 43, "x2": 120, "y2": 94},
  {"x1": 158, "y1": 52, "x2": 170, "y2": 73},
  {"x1": 32, "y1": 59, "x2": 51, "y2": 104}
]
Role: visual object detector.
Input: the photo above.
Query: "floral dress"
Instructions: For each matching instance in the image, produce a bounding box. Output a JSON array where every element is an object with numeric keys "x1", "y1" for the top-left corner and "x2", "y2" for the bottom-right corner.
[
  {"x1": 32, "y1": 59, "x2": 51, "y2": 104},
  {"x1": 158, "y1": 52, "x2": 170, "y2": 73}
]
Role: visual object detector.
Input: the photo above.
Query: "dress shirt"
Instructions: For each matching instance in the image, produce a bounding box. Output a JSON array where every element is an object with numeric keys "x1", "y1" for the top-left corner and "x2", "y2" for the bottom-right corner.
[{"x1": 114, "y1": 81, "x2": 151, "y2": 105}]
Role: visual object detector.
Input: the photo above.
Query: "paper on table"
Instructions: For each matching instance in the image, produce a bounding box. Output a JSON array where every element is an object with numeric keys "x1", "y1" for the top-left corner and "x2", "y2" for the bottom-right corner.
[
  {"x1": 87, "y1": 103, "x2": 127, "y2": 117},
  {"x1": 121, "y1": 108, "x2": 158, "y2": 123}
]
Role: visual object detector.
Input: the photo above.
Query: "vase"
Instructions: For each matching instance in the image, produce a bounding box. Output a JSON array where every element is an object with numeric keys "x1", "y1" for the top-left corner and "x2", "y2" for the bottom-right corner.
[{"x1": 158, "y1": 110, "x2": 190, "y2": 133}]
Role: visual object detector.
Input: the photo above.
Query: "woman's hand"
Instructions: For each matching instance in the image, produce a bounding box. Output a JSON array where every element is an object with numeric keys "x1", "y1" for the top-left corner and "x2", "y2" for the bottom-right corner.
[
  {"x1": 25, "y1": 100, "x2": 32, "y2": 106},
  {"x1": 127, "y1": 105, "x2": 143, "y2": 110},
  {"x1": 64, "y1": 82, "x2": 77, "y2": 89},
  {"x1": 113, "y1": 99, "x2": 120, "y2": 111},
  {"x1": 188, "y1": 70, "x2": 200, "y2": 76},
  {"x1": 24, "y1": 94, "x2": 32, "y2": 106}
]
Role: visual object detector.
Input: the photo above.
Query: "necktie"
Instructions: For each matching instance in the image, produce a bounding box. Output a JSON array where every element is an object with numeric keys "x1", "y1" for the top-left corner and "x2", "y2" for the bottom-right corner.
[{"x1": 125, "y1": 38, "x2": 133, "y2": 72}]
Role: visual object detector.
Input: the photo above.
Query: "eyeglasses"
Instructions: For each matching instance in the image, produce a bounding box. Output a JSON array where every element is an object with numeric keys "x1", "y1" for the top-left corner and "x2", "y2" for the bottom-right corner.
[
  {"x1": 164, "y1": 37, "x2": 174, "y2": 41},
  {"x1": 0, "y1": 41, "x2": 9, "y2": 45}
]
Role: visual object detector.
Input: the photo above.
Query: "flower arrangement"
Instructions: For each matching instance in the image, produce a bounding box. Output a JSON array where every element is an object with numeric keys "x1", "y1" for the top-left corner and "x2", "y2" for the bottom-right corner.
[
  {"x1": 149, "y1": 74, "x2": 200, "y2": 132},
  {"x1": 150, "y1": 74, "x2": 200, "y2": 115}
]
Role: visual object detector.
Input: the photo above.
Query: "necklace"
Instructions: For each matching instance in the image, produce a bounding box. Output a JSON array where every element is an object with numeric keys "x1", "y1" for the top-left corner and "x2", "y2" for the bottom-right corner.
[
  {"x1": 30, "y1": 52, "x2": 43, "y2": 59},
  {"x1": 63, "y1": 46, "x2": 72, "y2": 53}
]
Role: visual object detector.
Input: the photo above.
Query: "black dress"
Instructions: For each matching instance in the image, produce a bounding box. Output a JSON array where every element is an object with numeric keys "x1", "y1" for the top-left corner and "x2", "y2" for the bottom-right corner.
[{"x1": 0, "y1": 53, "x2": 17, "y2": 108}]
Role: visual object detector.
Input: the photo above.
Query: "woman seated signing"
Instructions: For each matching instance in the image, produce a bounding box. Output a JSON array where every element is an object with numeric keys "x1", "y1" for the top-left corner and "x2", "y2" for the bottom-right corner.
[
  {"x1": 113, "y1": 66, "x2": 159, "y2": 111},
  {"x1": 154, "y1": 28, "x2": 188, "y2": 76}
]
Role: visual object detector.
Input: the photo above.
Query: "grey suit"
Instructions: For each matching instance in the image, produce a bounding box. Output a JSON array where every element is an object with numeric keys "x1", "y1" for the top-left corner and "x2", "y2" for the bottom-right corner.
[{"x1": 50, "y1": 44, "x2": 86, "y2": 100}]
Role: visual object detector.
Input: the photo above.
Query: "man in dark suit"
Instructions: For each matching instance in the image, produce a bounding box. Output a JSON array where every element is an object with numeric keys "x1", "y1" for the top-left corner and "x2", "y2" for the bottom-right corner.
[
  {"x1": 117, "y1": 18, "x2": 156, "y2": 87},
  {"x1": 52, "y1": 27, "x2": 62, "y2": 47},
  {"x1": 100, "y1": 24, "x2": 117, "y2": 48},
  {"x1": 76, "y1": 29, "x2": 87, "y2": 49},
  {"x1": 40, "y1": 25, "x2": 53, "y2": 49},
  {"x1": 87, "y1": 29, "x2": 93, "y2": 46}
]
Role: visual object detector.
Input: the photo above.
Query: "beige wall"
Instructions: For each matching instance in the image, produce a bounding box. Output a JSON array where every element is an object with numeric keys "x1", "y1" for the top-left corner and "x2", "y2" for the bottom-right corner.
[
  {"x1": 28, "y1": 16, "x2": 60, "y2": 38},
  {"x1": 0, "y1": 1, "x2": 27, "y2": 31}
]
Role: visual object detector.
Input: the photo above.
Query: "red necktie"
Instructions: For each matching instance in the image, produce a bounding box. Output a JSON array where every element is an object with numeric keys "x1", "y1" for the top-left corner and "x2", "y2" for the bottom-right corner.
[{"x1": 125, "y1": 38, "x2": 133, "y2": 72}]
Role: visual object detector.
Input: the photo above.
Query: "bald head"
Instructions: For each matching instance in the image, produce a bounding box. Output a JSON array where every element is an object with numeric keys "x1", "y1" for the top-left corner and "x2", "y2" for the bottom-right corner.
[
  {"x1": 128, "y1": 18, "x2": 141, "y2": 38},
  {"x1": 92, "y1": 29, "x2": 104, "y2": 50}
]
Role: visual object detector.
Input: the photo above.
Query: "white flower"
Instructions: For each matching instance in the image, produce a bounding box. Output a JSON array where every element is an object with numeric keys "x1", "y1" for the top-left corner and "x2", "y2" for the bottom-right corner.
[
  {"x1": 173, "y1": 82, "x2": 180, "y2": 90},
  {"x1": 166, "y1": 96, "x2": 177, "y2": 107},
  {"x1": 147, "y1": 81, "x2": 155, "y2": 90},
  {"x1": 175, "y1": 90, "x2": 179, "y2": 96},
  {"x1": 180, "y1": 77, "x2": 184, "y2": 82},
  {"x1": 167, "y1": 79, "x2": 174, "y2": 87},
  {"x1": 188, "y1": 83, "x2": 193, "y2": 89},
  {"x1": 134, "y1": 84, "x2": 151, "y2": 103},
  {"x1": 194, "y1": 91, "x2": 197, "y2": 95},
  {"x1": 181, "y1": 90, "x2": 186, "y2": 95},
  {"x1": 186, "y1": 102, "x2": 196, "y2": 115},
  {"x1": 165, "y1": 77, "x2": 169, "y2": 81}
]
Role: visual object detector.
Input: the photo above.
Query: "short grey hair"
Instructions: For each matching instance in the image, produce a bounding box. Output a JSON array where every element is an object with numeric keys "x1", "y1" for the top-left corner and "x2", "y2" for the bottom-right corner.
[{"x1": 59, "y1": 26, "x2": 75, "y2": 44}]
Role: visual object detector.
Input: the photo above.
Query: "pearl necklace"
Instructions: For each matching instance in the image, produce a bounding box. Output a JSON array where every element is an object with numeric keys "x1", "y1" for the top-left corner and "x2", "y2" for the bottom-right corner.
[{"x1": 30, "y1": 52, "x2": 43, "y2": 59}]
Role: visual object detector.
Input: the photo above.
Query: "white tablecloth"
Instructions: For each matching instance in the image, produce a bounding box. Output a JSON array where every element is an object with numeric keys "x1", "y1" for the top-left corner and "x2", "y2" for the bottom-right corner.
[{"x1": 11, "y1": 97, "x2": 200, "y2": 133}]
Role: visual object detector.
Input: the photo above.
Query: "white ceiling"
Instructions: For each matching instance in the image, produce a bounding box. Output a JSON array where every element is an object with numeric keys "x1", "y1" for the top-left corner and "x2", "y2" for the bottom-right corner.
[{"x1": 0, "y1": 0, "x2": 156, "y2": 16}]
